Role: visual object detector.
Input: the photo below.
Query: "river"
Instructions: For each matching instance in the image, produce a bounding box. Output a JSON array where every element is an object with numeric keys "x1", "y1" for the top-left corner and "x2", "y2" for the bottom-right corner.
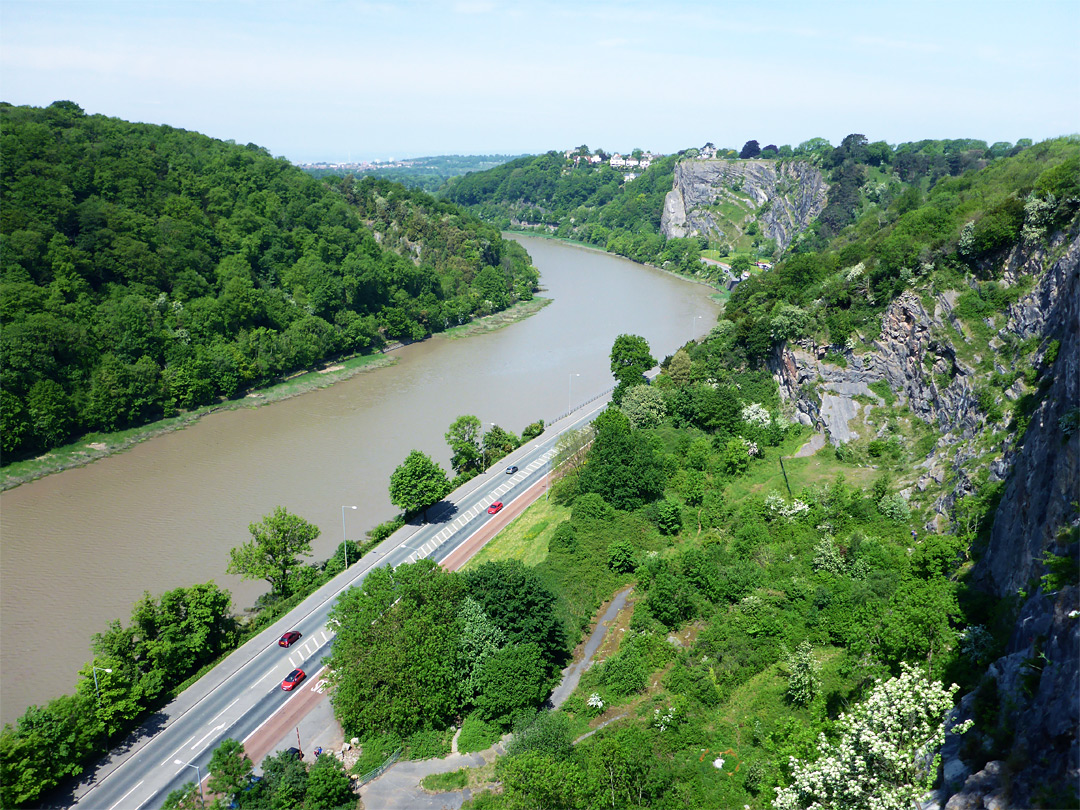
[{"x1": 0, "y1": 235, "x2": 722, "y2": 725}]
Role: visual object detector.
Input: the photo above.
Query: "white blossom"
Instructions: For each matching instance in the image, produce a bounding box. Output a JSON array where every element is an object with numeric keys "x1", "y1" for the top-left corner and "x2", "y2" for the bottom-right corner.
[
  {"x1": 587, "y1": 692, "x2": 604, "y2": 710},
  {"x1": 741, "y1": 402, "x2": 773, "y2": 428},
  {"x1": 773, "y1": 663, "x2": 971, "y2": 810}
]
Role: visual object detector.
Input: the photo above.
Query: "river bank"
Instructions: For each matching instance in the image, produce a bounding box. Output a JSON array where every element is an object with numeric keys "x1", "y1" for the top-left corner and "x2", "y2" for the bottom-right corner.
[{"x1": 0, "y1": 297, "x2": 551, "y2": 492}]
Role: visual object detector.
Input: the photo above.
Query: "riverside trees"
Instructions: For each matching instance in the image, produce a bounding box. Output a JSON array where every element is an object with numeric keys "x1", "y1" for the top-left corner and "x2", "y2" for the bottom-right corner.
[{"x1": 227, "y1": 507, "x2": 319, "y2": 599}]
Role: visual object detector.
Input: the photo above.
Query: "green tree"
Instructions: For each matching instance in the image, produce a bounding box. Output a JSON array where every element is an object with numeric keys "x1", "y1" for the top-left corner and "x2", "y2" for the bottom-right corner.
[
  {"x1": 207, "y1": 737, "x2": 252, "y2": 799},
  {"x1": 445, "y1": 414, "x2": 483, "y2": 475},
  {"x1": 160, "y1": 782, "x2": 204, "y2": 809},
  {"x1": 607, "y1": 538, "x2": 636, "y2": 574},
  {"x1": 260, "y1": 749, "x2": 309, "y2": 809},
  {"x1": 785, "y1": 640, "x2": 821, "y2": 707},
  {"x1": 388, "y1": 450, "x2": 453, "y2": 520},
  {"x1": 497, "y1": 750, "x2": 586, "y2": 810},
  {"x1": 482, "y1": 423, "x2": 519, "y2": 467},
  {"x1": 226, "y1": 507, "x2": 319, "y2": 598},
  {"x1": 609, "y1": 334, "x2": 656, "y2": 400},
  {"x1": 326, "y1": 560, "x2": 465, "y2": 736},
  {"x1": 456, "y1": 596, "x2": 507, "y2": 701},
  {"x1": 472, "y1": 642, "x2": 550, "y2": 720},
  {"x1": 463, "y1": 560, "x2": 568, "y2": 672},
  {"x1": 305, "y1": 753, "x2": 355, "y2": 809},
  {"x1": 619, "y1": 383, "x2": 666, "y2": 429}
]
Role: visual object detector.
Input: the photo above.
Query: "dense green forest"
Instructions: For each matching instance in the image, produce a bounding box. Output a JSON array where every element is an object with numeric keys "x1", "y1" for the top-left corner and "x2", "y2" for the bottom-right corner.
[
  {"x1": 0, "y1": 102, "x2": 538, "y2": 461},
  {"x1": 439, "y1": 137, "x2": 1057, "y2": 277},
  {"x1": 303, "y1": 154, "x2": 523, "y2": 192}
]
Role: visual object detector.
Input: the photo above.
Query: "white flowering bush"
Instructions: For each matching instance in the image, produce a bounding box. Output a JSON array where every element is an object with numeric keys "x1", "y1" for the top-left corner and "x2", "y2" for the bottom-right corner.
[
  {"x1": 746, "y1": 440, "x2": 761, "y2": 458},
  {"x1": 651, "y1": 705, "x2": 677, "y2": 732},
  {"x1": 773, "y1": 663, "x2": 971, "y2": 810},
  {"x1": 586, "y1": 692, "x2": 605, "y2": 716},
  {"x1": 741, "y1": 402, "x2": 773, "y2": 428},
  {"x1": 765, "y1": 493, "x2": 811, "y2": 522},
  {"x1": 785, "y1": 640, "x2": 821, "y2": 707},
  {"x1": 877, "y1": 493, "x2": 910, "y2": 522},
  {"x1": 812, "y1": 536, "x2": 846, "y2": 575}
]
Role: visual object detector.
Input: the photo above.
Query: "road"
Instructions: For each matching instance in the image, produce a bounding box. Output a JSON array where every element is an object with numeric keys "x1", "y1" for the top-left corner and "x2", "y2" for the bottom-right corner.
[{"x1": 69, "y1": 396, "x2": 612, "y2": 810}]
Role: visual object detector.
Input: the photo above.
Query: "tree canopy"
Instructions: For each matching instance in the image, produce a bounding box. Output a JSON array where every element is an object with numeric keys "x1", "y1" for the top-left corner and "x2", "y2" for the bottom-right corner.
[
  {"x1": 226, "y1": 506, "x2": 319, "y2": 598},
  {"x1": 388, "y1": 450, "x2": 453, "y2": 518}
]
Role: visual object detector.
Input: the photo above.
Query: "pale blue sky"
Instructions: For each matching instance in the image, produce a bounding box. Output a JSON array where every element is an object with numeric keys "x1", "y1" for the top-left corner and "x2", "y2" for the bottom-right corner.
[{"x1": 1, "y1": 0, "x2": 1077, "y2": 163}]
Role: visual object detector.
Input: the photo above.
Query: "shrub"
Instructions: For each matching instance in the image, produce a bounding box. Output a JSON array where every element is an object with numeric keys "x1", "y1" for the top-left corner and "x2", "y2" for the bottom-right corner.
[{"x1": 457, "y1": 713, "x2": 502, "y2": 753}]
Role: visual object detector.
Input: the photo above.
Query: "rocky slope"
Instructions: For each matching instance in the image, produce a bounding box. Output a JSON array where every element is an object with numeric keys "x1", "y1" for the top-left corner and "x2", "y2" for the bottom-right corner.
[
  {"x1": 660, "y1": 159, "x2": 828, "y2": 251},
  {"x1": 769, "y1": 231, "x2": 1080, "y2": 807}
]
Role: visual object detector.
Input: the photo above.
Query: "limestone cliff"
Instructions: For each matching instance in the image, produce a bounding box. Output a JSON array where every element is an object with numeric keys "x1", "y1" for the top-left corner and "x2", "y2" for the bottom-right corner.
[
  {"x1": 660, "y1": 159, "x2": 828, "y2": 252},
  {"x1": 769, "y1": 231, "x2": 1080, "y2": 807}
]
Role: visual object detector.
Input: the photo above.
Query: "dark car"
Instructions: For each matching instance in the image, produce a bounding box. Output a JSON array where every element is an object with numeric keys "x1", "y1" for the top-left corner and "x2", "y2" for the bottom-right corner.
[
  {"x1": 281, "y1": 669, "x2": 306, "y2": 691},
  {"x1": 278, "y1": 631, "x2": 301, "y2": 648},
  {"x1": 284, "y1": 747, "x2": 301, "y2": 759},
  {"x1": 505, "y1": 465, "x2": 518, "y2": 474},
  {"x1": 487, "y1": 501, "x2": 503, "y2": 514}
]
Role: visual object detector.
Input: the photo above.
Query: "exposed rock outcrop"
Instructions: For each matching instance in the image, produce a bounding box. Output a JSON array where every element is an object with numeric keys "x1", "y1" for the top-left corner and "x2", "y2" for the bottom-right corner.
[
  {"x1": 771, "y1": 231, "x2": 1080, "y2": 807},
  {"x1": 661, "y1": 159, "x2": 828, "y2": 252}
]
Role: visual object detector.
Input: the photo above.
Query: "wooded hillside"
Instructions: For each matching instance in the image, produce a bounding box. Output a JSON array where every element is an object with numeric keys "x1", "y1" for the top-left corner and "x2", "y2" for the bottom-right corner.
[{"x1": 0, "y1": 102, "x2": 538, "y2": 460}]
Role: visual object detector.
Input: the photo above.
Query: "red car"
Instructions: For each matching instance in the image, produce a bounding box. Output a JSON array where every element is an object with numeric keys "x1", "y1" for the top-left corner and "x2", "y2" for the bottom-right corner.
[
  {"x1": 487, "y1": 501, "x2": 503, "y2": 514},
  {"x1": 278, "y1": 631, "x2": 302, "y2": 648},
  {"x1": 282, "y1": 669, "x2": 306, "y2": 691}
]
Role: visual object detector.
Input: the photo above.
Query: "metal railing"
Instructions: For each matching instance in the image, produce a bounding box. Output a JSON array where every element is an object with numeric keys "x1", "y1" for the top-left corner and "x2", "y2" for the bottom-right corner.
[
  {"x1": 357, "y1": 748, "x2": 401, "y2": 786},
  {"x1": 548, "y1": 385, "x2": 615, "y2": 426}
]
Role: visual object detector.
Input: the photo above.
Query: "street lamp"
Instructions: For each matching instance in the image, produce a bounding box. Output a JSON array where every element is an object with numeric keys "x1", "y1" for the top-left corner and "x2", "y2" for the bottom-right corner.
[
  {"x1": 690, "y1": 314, "x2": 702, "y2": 342},
  {"x1": 568, "y1": 373, "x2": 580, "y2": 413},
  {"x1": 92, "y1": 666, "x2": 112, "y2": 703},
  {"x1": 174, "y1": 759, "x2": 205, "y2": 804},
  {"x1": 341, "y1": 506, "x2": 357, "y2": 570}
]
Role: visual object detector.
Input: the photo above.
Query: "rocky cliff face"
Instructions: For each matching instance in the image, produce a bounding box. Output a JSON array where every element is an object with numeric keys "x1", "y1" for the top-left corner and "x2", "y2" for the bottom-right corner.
[
  {"x1": 660, "y1": 159, "x2": 828, "y2": 252},
  {"x1": 770, "y1": 231, "x2": 1080, "y2": 807}
]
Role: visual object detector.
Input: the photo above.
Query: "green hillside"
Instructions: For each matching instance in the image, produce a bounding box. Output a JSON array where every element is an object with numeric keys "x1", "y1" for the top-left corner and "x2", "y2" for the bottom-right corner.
[{"x1": 0, "y1": 102, "x2": 538, "y2": 461}]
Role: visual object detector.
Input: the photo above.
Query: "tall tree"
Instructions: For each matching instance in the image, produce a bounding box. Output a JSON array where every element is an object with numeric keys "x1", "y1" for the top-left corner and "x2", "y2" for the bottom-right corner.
[
  {"x1": 739, "y1": 140, "x2": 761, "y2": 159},
  {"x1": 609, "y1": 333, "x2": 656, "y2": 402},
  {"x1": 326, "y1": 560, "x2": 465, "y2": 736},
  {"x1": 226, "y1": 507, "x2": 319, "y2": 598},
  {"x1": 207, "y1": 738, "x2": 252, "y2": 799},
  {"x1": 388, "y1": 450, "x2": 453, "y2": 520},
  {"x1": 445, "y1": 414, "x2": 483, "y2": 475}
]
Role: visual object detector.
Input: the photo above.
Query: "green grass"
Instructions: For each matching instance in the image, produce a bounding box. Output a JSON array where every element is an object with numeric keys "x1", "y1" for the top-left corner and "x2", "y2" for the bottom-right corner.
[
  {"x1": 463, "y1": 497, "x2": 570, "y2": 569},
  {"x1": 421, "y1": 768, "x2": 469, "y2": 792}
]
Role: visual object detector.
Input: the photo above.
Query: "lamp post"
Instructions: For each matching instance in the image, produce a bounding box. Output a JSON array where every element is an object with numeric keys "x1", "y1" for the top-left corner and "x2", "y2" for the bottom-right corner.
[
  {"x1": 568, "y1": 373, "x2": 580, "y2": 413},
  {"x1": 690, "y1": 314, "x2": 702, "y2": 342},
  {"x1": 341, "y1": 506, "x2": 357, "y2": 570},
  {"x1": 92, "y1": 666, "x2": 112, "y2": 704},
  {"x1": 174, "y1": 759, "x2": 205, "y2": 804}
]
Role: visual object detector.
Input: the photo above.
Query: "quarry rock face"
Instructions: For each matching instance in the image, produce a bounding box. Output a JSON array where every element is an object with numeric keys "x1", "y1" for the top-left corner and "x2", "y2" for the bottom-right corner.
[{"x1": 661, "y1": 159, "x2": 828, "y2": 251}]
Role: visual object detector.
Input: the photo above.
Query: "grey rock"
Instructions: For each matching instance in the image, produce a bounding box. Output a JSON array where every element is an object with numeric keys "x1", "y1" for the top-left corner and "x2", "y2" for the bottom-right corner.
[{"x1": 661, "y1": 159, "x2": 827, "y2": 251}]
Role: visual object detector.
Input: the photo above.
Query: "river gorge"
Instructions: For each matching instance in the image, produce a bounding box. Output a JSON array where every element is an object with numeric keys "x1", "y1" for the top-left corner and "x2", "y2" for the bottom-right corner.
[{"x1": 0, "y1": 236, "x2": 723, "y2": 725}]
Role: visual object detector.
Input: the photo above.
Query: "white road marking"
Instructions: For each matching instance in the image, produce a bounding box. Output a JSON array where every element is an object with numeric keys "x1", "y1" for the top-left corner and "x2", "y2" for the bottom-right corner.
[
  {"x1": 107, "y1": 780, "x2": 145, "y2": 810},
  {"x1": 190, "y1": 723, "x2": 225, "y2": 751},
  {"x1": 250, "y1": 665, "x2": 277, "y2": 689},
  {"x1": 320, "y1": 630, "x2": 329, "y2": 644},
  {"x1": 161, "y1": 734, "x2": 197, "y2": 765},
  {"x1": 242, "y1": 666, "x2": 325, "y2": 743},
  {"x1": 209, "y1": 698, "x2": 239, "y2": 725}
]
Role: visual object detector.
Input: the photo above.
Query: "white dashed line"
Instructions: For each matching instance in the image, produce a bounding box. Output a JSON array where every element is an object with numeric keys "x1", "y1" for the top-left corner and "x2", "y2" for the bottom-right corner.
[
  {"x1": 250, "y1": 665, "x2": 277, "y2": 689},
  {"x1": 107, "y1": 780, "x2": 145, "y2": 810}
]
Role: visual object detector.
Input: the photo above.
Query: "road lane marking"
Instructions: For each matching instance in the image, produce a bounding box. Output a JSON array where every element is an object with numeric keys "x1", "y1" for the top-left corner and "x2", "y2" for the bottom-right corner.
[
  {"x1": 320, "y1": 630, "x2": 329, "y2": 644},
  {"x1": 107, "y1": 780, "x2": 144, "y2": 810},
  {"x1": 161, "y1": 734, "x2": 197, "y2": 765},
  {"x1": 209, "y1": 698, "x2": 239, "y2": 725},
  {"x1": 250, "y1": 665, "x2": 277, "y2": 689},
  {"x1": 191, "y1": 723, "x2": 225, "y2": 751}
]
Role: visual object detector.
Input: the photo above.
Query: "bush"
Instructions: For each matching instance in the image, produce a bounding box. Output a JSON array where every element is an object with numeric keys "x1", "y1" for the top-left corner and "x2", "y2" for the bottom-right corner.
[{"x1": 457, "y1": 713, "x2": 502, "y2": 753}]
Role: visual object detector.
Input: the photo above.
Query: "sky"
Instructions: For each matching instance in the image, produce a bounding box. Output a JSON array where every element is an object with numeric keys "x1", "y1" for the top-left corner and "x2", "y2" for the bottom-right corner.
[{"x1": 1, "y1": 0, "x2": 1078, "y2": 164}]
